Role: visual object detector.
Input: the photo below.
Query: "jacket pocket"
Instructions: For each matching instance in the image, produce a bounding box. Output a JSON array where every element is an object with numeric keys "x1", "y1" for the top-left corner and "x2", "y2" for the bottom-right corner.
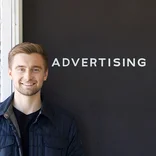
[
  {"x1": 0, "y1": 135, "x2": 15, "y2": 155},
  {"x1": 43, "y1": 136, "x2": 68, "y2": 156}
]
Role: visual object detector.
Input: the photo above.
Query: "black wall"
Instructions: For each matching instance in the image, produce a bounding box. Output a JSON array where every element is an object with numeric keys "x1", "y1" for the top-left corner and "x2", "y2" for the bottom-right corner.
[{"x1": 23, "y1": 0, "x2": 156, "y2": 155}]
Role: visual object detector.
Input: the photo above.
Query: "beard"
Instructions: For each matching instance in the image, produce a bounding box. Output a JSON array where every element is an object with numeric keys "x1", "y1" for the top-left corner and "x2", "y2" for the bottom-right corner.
[
  {"x1": 16, "y1": 87, "x2": 40, "y2": 96},
  {"x1": 15, "y1": 82, "x2": 42, "y2": 96}
]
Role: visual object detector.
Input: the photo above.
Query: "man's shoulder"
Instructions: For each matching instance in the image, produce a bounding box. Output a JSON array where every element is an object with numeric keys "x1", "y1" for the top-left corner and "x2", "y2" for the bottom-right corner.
[
  {"x1": 44, "y1": 104, "x2": 74, "y2": 123},
  {"x1": 0, "y1": 94, "x2": 14, "y2": 116}
]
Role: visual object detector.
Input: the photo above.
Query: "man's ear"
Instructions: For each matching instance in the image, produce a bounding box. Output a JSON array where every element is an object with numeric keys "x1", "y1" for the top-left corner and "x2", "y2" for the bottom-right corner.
[
  {"x1": 8, "y1": 68, "x2": 13, "y2": 80},
  {"x1": 44, "y1": 69, "x2": 48, "y2": 81}
]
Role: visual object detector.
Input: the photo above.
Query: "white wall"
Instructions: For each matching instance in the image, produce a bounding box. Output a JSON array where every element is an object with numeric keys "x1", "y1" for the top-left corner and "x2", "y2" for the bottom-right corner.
[{"x1": 0, "y1": 0, "x2": 22, "y2": 101}]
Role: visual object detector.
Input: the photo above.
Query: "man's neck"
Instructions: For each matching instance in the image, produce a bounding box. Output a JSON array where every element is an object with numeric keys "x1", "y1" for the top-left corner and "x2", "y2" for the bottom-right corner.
[{"x1": 13, "y1": 91, "x2": 42, "y2": 115}]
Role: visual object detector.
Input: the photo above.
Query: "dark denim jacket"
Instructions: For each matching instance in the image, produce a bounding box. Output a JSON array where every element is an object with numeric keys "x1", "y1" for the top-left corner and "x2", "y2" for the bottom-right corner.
[{"x1": 0, "y1": 93, "x2": 84, "y2": 156}]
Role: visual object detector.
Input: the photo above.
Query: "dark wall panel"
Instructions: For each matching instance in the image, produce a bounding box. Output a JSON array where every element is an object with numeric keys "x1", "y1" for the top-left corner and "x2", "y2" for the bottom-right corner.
[{"x1": 23, "y1": 0, "x2": 156, "y2": 155}]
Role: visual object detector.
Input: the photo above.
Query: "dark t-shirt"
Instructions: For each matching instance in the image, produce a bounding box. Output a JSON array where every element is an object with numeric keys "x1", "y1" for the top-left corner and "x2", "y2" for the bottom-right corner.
[{"x1": 13, "y1": 107, "x2": 40, "y2": 156}]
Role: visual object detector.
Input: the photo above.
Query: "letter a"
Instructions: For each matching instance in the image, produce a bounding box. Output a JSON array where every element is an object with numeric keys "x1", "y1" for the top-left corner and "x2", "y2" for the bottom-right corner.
[{"x1": 51, "y1": 58, "x2": 61, "y2": 67}]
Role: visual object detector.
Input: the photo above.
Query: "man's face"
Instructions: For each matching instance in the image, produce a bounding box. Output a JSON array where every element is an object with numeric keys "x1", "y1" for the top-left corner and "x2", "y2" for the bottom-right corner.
[{"x1": 8, "y1": 53, "x2": 48, "y2": 96}]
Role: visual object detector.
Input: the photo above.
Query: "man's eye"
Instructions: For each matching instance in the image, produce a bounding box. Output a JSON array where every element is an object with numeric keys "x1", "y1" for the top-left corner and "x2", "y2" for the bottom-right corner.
[
  {"x1": 17, "y1": 68, "x2": 25, "y2": 72},
  {"x1": 33, "y1": 68, "x2": 40, "y2": 72}
]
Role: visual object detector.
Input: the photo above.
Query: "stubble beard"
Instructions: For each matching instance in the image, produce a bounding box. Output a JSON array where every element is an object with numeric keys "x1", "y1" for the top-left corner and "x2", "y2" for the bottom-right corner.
[{"x1": 16, "y1": 84, "x2": 42, "y2": 96}]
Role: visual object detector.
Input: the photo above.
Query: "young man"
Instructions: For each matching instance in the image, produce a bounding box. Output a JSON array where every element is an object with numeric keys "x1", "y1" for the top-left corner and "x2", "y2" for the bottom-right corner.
[{"x1": 0, "y1": 42, "x2": 84, "y2": 156}]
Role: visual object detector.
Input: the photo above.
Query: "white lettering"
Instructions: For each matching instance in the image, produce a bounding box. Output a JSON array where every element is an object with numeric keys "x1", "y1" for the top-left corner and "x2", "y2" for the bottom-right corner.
[
  {"x1": 127, "y1": 58, "x2": 135, "y2": 67},
  {"x1": 71, "y1": 58, "x2": 80, "y2": 66},
  {"x1": 51, "y1": 58, "x2": 60, "y2": 67},
  {"x1": 82, "y1": 58, "x2": 88, "y2": 67},
  {"x1": 90, "y1": 58, "x2": 97, "y2": 67},
  {"x1": 138, "y1": 58, "x2": 146, "y2": 67},
  {"x1": 113, "y1": 58, "x2": 120, "y2": 67},
  {"x1": 51, "y1": 57, "x2": 147, "y2": 68},
  {"x1": 108, "y1": 58, "x2": 111, "y2": 67},
  {"x1": 98, "y1": 58, "x2": 106, "y2": 67},
  {"x1": 63, "y1": 58, "x2": 70, "y2": 67},
  {"x1": 123, "y1": 58, "x2": 125, "y2": 67}
]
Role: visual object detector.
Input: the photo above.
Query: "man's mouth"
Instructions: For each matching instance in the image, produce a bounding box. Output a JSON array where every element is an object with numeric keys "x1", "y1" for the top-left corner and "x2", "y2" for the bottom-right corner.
[{"x1": 21, "y1": 83, "x2": 36, "y2": 86}]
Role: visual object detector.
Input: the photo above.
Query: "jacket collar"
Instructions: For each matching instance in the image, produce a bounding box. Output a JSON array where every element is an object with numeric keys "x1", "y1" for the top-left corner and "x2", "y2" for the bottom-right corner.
[
  {"x1": 0, "y1": 92, "x2": 55, "y2": 121},
  {"x1": 0, "y1": 93, "x2": 14, "y2": 116}
]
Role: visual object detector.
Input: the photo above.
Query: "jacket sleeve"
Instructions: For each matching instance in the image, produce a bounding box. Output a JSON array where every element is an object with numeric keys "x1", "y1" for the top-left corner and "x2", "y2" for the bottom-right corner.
[{"x1": 67, "y1": 119, "x2": 85, "y2": 156}]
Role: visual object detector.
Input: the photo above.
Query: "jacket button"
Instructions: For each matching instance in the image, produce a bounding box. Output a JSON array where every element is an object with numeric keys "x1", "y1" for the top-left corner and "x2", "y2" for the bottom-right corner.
[{"x1": 4, "y1": 113, "x2": 9, "y2": 119}]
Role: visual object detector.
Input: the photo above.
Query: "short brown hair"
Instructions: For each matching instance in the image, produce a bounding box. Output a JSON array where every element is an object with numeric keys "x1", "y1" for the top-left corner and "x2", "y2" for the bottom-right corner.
[{"x1": 8, "y1": 42, "x2": 48, "y2": 70}]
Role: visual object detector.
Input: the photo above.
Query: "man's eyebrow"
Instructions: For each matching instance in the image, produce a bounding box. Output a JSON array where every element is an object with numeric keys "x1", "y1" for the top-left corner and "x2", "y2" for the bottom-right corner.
[
  {"x1": 15, "y1": 65, "x2": 26, "y2": 69},
  {"x1": 32, "y1": 66, "x2": 42, "y2": 69},
  {"x1": 15, "y1": 65, "x2": 42, "y2": 69}
]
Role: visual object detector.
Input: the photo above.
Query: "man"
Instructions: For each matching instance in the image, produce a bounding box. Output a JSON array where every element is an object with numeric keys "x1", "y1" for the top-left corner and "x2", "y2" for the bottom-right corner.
[{"x1": 0, "y1": 42, "x2": 84, "y2": 156}]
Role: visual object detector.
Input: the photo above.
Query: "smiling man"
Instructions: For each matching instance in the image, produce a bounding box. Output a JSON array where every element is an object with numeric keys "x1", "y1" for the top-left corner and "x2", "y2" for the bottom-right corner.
[{"x1": 0, "y1": 42, "x2": 84, "y2": 156}]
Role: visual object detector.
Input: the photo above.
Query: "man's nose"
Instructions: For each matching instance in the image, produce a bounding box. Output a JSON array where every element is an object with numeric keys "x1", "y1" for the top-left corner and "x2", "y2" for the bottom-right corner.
[{"x1": 24, "y1": 70, "x2": 32, "y2": 81}]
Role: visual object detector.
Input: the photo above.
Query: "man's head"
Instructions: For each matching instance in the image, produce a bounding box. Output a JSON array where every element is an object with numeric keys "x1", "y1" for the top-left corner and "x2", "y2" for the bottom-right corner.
[
  {"x1": 8, "y1": 42, "x2": 48, "y2": 70},
  {"x1": 8, "y1": 42, "x2": 48, "y2": 96}
]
